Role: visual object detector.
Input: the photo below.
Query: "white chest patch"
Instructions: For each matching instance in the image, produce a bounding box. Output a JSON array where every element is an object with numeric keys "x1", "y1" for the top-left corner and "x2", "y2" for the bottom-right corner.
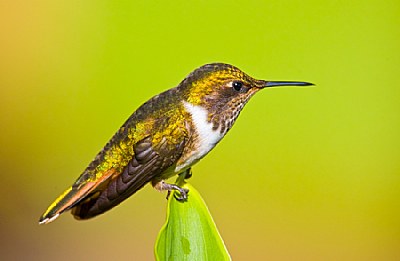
[{"x1": 175, "y1": 101, "x2": 224, "y2": 171}]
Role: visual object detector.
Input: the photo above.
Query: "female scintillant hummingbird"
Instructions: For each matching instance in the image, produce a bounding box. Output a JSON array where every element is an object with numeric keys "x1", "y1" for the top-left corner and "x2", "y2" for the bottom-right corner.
[{"x1": 39, "y1": 63, "x2": 313, "y2": 224}]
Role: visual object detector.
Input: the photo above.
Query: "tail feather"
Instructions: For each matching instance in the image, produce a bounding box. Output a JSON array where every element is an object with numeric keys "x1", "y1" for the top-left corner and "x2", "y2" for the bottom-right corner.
[
  {"x1": 39, "y1": 187, "x2": 77, "y2": 224},
  {"x1": 39, "y1": 181, "x2": 99, "y2": 224},
  {"x1": 39, "y1": 169, "x2": 117, "y2": 224}
]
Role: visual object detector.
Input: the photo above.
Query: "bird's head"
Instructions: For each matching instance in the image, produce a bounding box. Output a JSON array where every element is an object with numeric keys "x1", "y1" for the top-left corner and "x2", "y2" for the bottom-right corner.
[{"x1": 178, "y1": 63, "x2": 313, "y2": 133}]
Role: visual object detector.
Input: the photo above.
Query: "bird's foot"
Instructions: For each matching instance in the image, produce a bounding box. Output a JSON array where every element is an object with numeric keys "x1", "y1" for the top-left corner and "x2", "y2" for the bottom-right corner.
[{"x1": 154, "y1": 180, "x2": 189, "y2": 201}]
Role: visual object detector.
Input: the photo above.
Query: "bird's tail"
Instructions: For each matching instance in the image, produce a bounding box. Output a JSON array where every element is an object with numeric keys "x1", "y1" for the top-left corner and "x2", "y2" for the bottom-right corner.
[
  {"x1": 39, "y1": 168, "x2": 117, "y2": 224},
  {"x1": 39, "y1": 186, "x2": 77, "y2": 224},
  {"x1": 39, "y1": 180, "x2": 102, "y2": 224}
]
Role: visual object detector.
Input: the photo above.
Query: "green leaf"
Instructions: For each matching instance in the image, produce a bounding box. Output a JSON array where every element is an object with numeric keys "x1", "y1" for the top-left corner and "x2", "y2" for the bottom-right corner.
[{"x1": 155, "y1": 183, "x2": 231, "y2": 261}]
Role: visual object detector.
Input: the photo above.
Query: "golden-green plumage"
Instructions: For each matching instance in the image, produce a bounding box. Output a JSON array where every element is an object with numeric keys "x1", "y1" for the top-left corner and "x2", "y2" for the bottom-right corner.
[{"x1": 39, "y1": 63, "x2": 313, "y2": 224}]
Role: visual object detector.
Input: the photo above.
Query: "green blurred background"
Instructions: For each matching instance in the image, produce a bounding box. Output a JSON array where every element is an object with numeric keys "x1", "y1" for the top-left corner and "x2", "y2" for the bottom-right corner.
[{"x1": 1, "y1": 0, "x2": 399, "y2": 260}]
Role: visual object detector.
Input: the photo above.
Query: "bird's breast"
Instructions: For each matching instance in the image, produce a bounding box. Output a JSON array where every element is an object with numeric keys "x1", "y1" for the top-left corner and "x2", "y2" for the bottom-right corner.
[{"x1": 175, "y1": 101, "x2": 224, "y2": 172}]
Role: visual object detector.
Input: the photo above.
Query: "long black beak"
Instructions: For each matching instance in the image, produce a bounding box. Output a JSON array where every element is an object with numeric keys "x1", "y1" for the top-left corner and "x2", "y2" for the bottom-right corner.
[{"x1": 264, "y1": 81, "x2": 314, "y2": 87}]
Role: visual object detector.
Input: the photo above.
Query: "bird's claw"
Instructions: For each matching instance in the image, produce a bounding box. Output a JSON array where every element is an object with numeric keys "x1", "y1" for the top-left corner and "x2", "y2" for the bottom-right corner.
[{"x1": 173, "y1": 187, "x2": 189, "y2": 201}]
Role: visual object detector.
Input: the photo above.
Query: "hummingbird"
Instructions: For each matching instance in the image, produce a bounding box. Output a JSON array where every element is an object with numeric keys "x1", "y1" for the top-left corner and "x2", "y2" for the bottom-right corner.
[{"x1": 39, "y1": 63, "x2": 313, "y2": 224}]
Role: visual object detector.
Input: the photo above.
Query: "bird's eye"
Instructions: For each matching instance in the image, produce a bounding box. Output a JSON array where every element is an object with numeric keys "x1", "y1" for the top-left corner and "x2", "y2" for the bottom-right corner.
[{"x1": 232, "y1": 81, "x2": 243, "y2": 91}]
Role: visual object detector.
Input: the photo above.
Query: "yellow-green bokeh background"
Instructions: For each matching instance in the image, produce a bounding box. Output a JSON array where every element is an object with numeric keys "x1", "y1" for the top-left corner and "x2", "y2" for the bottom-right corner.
[{"x1": 1, "y1": 1, "x2": 399, "y2": 260}]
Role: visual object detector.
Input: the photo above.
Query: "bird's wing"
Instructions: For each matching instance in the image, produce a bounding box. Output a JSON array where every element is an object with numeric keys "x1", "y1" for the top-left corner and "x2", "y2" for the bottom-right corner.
[{"x1": 71, "y1": 134, "x2": 186, "y2": 220}]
